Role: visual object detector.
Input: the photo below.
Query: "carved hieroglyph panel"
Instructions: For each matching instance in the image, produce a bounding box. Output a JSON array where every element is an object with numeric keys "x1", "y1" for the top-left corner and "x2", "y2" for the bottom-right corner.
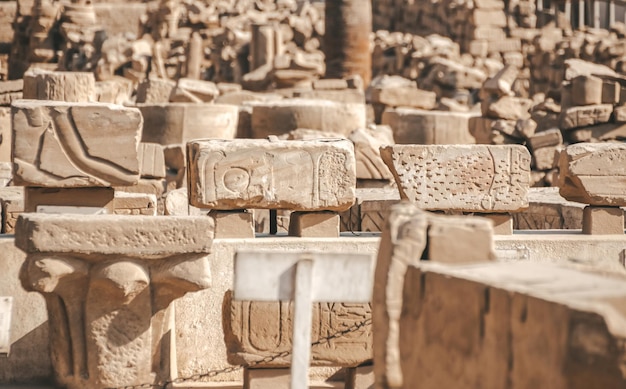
[
  {"x1": 187, "y1": 139, "x2": 356, "y2": 211},
  {"x1": 380, "y1": 145, "x2": 530, "y2": 212},
  {"x1": 558, "y1": 142, "x2": 626, "y2": 206},
  {"x1": 225, "y1": 295, "x2": 372, "y2": 367},
  {"x1": 12, "y1": 100, "x2": 142, "y2": 187}
]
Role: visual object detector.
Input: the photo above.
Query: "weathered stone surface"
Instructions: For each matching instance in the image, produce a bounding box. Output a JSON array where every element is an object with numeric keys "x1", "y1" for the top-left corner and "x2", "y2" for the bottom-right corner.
[
  {"x1": 0, "y1": 107, "x2": 11, "y2": 163},
  {"x1": 482, "y1": 96, "x2": 532, "y2": 120},
  {"x1": 249, "y1": 99, "x2": 367, "y2": 138},
  {"x1": 558, "y1": 143, "x2": 626, "y2": 206},
  {"x1": 15, "y1": 214, "x2": 213, "y2": 256},
  {"x1": 382, "y1": 108, "x2": 479, "y2": 144},
  {"x1": 112, "y1": 192, "x2": 157, "y2": 216},
  {"x1": 381, "y1": 145, "x2": 531, "y2": 212},
  {"x1": 428, "y1": 215, "x2": 496, "y2": 263},
  {"x1": 482, "y1": 65, "x2": 518, "y2": 97},
  {"x1": 559, "y1": 104, "x2": 613, "y2": 130},
  {"x1": 582, "y1": 206, "x2": 624, "y2": 235},
  {"x1": 528, "y1": 129, "x2": 562, "y2": 171},
  {"x1": 0, "y1": 79, "x2": 23, "y2": 106},
  {"x1": 513, "y1": 187, "x2": 585, "y2": 230},
  {"x1": 369, "y1": 86, "x2": 436, "y2": 110},
  {"x1": 170, "y1": 78, "x2": 220, "y2": 103},
  {"x1": 139, "y1": 103, "x2": 239, "y2": 145},
  {"x1": 571, "y1": 75, "x2": 602, "y2": 106},
  {"x1": 187, "y1": 139, "x2": 356, "y2": 211},
  {"x1": 138, "y1": 142, "x2": 166, "y2": 179},
  {"x1": 348, "y1": 125, "x2": 394, "y2": 180},
  {"x1": 566, "y1": 123, "x2": 626, "y2": 143},
  {"x1": 23, "y1": 70, "x2": 96, "y2": 102},
  {"x1": 135, "y1": 77, "x2": 175, "y2": 103},
  {"x1": 0, "y1": 186, "x2": 24, "y2": 234},
  {"x1": 288, "y1": 211, "x2": 340, "y2": 237},
  {"x1": 12, "y1": 100, "x2": 142, "y2": 187}
]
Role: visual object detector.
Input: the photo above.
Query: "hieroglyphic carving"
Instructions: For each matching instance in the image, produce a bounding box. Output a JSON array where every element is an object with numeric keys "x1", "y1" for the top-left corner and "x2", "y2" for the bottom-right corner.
[
  {"x1": 380, "y1": 145, "x2": 530, "y2": 212},
  {"x1": 12, "y1": 100, "x2": 142, "y2": 187},
  {"x1": 225, "y1": 294, "x2": 372, "y2": 367},
  {"x1": 187, "y1": 139, "x2": 356, "y2": 211},
  {"x1": 15, "y1": 214, "x2": 214, "y2": 389}
]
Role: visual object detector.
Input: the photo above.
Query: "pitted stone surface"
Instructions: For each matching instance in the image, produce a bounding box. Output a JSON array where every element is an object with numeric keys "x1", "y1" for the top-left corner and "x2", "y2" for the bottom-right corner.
[
  {"x1": 558, "y1": 142, "x2": 626, "y2": 206},
  {"x1": 12, "y1": 100, "x2": 142, "y2": 187},
  {"x1": 187, "y1": 139, "x2": 356, "y2": 211},
  {"x1": 380, "y1": 145, "x2": 530, "y2": 212}
]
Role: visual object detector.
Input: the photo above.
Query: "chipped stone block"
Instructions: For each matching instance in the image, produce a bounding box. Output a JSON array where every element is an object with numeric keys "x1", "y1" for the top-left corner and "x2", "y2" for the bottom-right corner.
[
  {"x1": 582, "y1": 206, "x2": 624, "y2": 235},
  {"x1": 12, "y1": 100, "x2": 142, "y2": 187},
  {"x1": 24, "y1": 187, "x2": 115, "y2": 213},
  {"x1": 571, "y1": 75, "x2": 602, "y2": 106},
  {"x1": 559, "y1": 104, "x2": 613, "y2": 130},
  {"x1": 614, "y1": 105, "x2": 626, "y2": 123},
  {"x1": 601, "y1": 80, "x2": 620, "y2": 104},
  {"x1": 528, "y1": 129, "x2": 563, "y2": 170},
  {"x1": 112, "y1": 191, "x2": 157, "y2": 216},
  {"x1": 95, "y1": 78, "x2": 133, "y2": 105},
  {"x1": 482, "y1": 65, "x2": 518, "y2": 97},
  {"x1": 139, "y1": 143, "x2": 166, "y2": 179},
  {"x1": 380, "y1": 144, "x2": 530, "y2": 212},
  {"x1": 209, "y1": 210, "x2": 255, "y2": 239},
  {"x1": 292, "y1": 89, "x2": 366, "y2": 104},
  {"x1": 482, "y1": 96, "x2": 532, "y2": 120},
  {"x1": 139, "y1": 103, "x2": 239, "y2": 145},
  {"x1": 187, "y1": 139, "x2": 356, "y2": 211},
  {"x1": 288, "y1": 211, "x2": 340, "y2": 237},
  {"x1": 0, "y1": 79, "x2": 23, "y2": 106},
  {"x1": 349, "y1": 125, "x2": 394, "y2": 180},
  {"x1": 566, "y1": 123, "x2": 626, "y2": 142},
  {"x1": 482, "y1": 213, "x2": 514, "y2": 235},
  {"x1": 135, "y1": 77, "x2": 176, "y2": 103},
  {"x1": 513, "y1": 187, "x2": 584, "y2": 230},
  {"x1": 0, "y1": 186, "x2": 23, "y2": 234},
  {"x1": 170, "y1": 78, "x2": 220, "y2": 103},
  {"x1": 369, "y1": 86, "x2": 436, "y2": 110},
  {"x1": 250, "y1": 99, "x2": 367, "y2": 138},
  {"x1": 558, "y1": 143, "x2": 626, "y2": 206},
  {"x1": 23, "y1": 70, "x2": 96, "y2": 102},
  {"x1": 382, "y1": 108, "x2": 479, "y2": 145},
  {"x1": 428, "y1": 215, "x2": 496, "y2": 263}
]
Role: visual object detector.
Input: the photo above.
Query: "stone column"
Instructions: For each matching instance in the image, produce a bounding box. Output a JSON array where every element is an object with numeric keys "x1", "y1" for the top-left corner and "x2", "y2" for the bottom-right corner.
[
  {"x1": 324, "y1": 0, "x2": 372, "y2": 85},
  {"x1": 16, "y1": 214, "x2": 214, "y2": 389}
]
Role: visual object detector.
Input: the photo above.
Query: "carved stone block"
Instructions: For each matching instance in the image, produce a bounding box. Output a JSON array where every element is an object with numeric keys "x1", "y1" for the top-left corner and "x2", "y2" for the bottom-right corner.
[
  {"x1": 381, "y1": 145, "x2": 531, "y2": 212},
  {"x1": 12, "y1": 100, "x2": 142, "y2": 187},
  {"x1": 558, "y1": 143, "x2": 626, "y2": 206},
  {"x1": 382, "y1": 108, "x2": 479, "y2": 145},
  {"x1": 15, "y1": 214, "x2": 214, "y2": 389},
  {"x1": 559, "y1": 104, "x2": 613, "y2": 130},
  {"x1": 23, "y1": 70, "x2": 96, "y2": 102},
  {"x1": 187, "y1": 139, "x2": 356, "y2": 211}
]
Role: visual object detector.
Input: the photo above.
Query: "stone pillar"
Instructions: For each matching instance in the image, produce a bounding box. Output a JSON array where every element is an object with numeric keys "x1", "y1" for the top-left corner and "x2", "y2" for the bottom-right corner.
[
  {"x1": 324, "y1": 0, "x2": 372, "y2": 85},
  {"x1": 16, "y1": 213, "x2": 214, "y2": 389}
]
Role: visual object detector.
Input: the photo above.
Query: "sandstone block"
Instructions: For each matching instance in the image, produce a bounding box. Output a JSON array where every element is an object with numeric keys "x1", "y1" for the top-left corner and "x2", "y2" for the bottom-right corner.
[
  {"x1": 288, "y1": 211, "x2": 340, "y2": 237},
  {"x1": 566, "y1": 123, "x2": 626, "y2": 142},
  {"x1": 170, "y1": 78, "x2": 219, "y2": 103},
  {"x1": 558, "y1": 143, "x2": 626, "y2": 206},
  {"x1": 428, "y1": 215, "x2": 496, "y2": 262},
  {"x1": 250, "y1": 99, "x2": 366, "y2": 138},
  {"x1": 25, "y1": 187, "x2": 115, "y2": 213},
  {"x1": 292, "y1": 89, "x2": 366, "y2": 104},
  {"x1": 138, "y1": 143, "x2": 166, "y2": 179},
  {"x1": 369, "y1": 86, "x2": 436, "y2": 110},
  {"x1": 571, "y1": 75, "x2": 602, "y2": 106},
  {"x1": 23, "y1": 70, "x2": 96, "y2": 102},
  {"x1": 582, "y1": 206, "x2": 624, "y2": 235},
  {"x1": 471, "y1": 9, "x2": 507, "y2": 26},
  {"x1": 614, "y1": 105, "x2": 626, "y2": 122},
  {"x1": 482, "y1": 96, "x2": 532, "y2": 120},
  {"x1": 528, "y1": 129, "x2": 563, "y2": 170},
  {"x1": 135, "y1": 77, "x2": 175, "y2": 103},
  {"x1": 380, "y1": 145, "x2": 530, "y2": 212},
  {"x1": 12, "y1": 100, "x2": 142, "y2": 187},
  {"x1": 0, "y1": 107, "x2": 11, "y2": 163},
  {"x1": 487, "y1": 38, "x2": 522, "y2": 53},
  {"x1": 348, "y1": 125, "x2": 394, "y2": 180},
  {"x1": 601, "y1": 80, "x2": 620, "y2": 104},
  {"x1": 209, "y1": 210, "x2": 255, "y2": 239},
  {"x1": 244, "y1": 368, "x2": 290, "y2": 389},
  {"x1": 139, "y1": 103, "x2": 239, "y2": 145},
  {"x1": 0, "y1": 79, "x2": 23, "y2": 106},
  {"x1": 559, "y1": 104, "x2": 613, "y2": 130},
  {"x1": 482, "y1": 65, "x2": 518, "y2": 97},
  {"x1": 382, "y1": 108, "x2": 479, "y2": 145},
  {"x1": 0, "y1": 186, "x2": 23, "y2": 233},
  {"x1": 482, "y1": 213, "x2": 514, "y2": 235},
  {"x1": 187, "y1": 139, "x2": 356, "y2": 211}
]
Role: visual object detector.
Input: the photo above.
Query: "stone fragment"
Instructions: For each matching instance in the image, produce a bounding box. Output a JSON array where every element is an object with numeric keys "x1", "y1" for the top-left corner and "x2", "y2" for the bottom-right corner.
[
  {"x1": 170, "y1": 78, "x2": 219, "y2": 103},
  {"x1": 187, "y1": 139, "x2": 356, "y2": 211},
  {"x1": 292, "y1": 89, "x2": 366, "y2": 104},
  {"x1": 559, "y1": 104, "x2": 613, "y2": 130},
  {"x1": 571, "y1": 75, "x2": 602, "y2": 106},
  {"x1": 0, "y1": 186, "x2": 23, "y2": 234},
  {"x1": 482, "y1": 96, "x2": 532, "y2": 120},
  {"x1": 380, "y1": 145, "x2": 531, "y2": 212},
  {"x1": 513, "y1": 187, "x2": 584, "y2": 230},
  {"x1": 0, "y1": 79, "x2": 23, "y2": 106},
  {"x1": 528, "y1": 129, "x2": 563, "y2": 170},
  {"x1": 369, "y1": 86, "x2": 436, "y2": 110},
  {"x1": 112, "y1": 192, "x2": 157, "y2": 216},
  {"x1": 250, "y1": 99, "x2": 366, "y2": 138},
  {"x1": 582, "y1": 206, "x2": 624, "y2": 235},
  {"x1": 482, "y1": 65, "x2": 518, "y2": 97},
  {"x1": 482, "y1": 213, "x2": 514, "y2": 235},
  {"x1": 209, "y1": 210, "x2": 255, "y2": 239},
  {"x1": 382, "y1": 108, "x2": 479, "y2": 144},
  {"x1": 244, "y1": 368, "x2": 290, "y2": 389},
  {"x1": 288, "y1": 211, "x2": 340, "y2": 237},
  {"x1": 614, "y1": 105, "x2": 626, "y2": 122},
  {"x1": 139, "y1": 103, "x2": 238, "y2": 145},
  {"x1": 23, "y1": 70, "x2": 96, "y2": 102},
  {"x1": 135, "y1": 78, "x2": 176, "y2": 103},
  {"x1": 313, "y1": 79, "x2": 349, "y2": 90},
  {"x1": 348, "y1": 125, "x2": 394, "y2": 180},
  {"x1": 564, "y1": 58, "x2": 620, "y2": 81},
  {"x1": 558, "y1": 143, "x2": 626, "y2": 206},
  {"x1": 138, "y1": 143, "x2": 166, "y2": 179},
  {"x1": 428, "y1": 215, "x2": 496, "y2": 262},
  {"x1": 12, "y1": 100, "x2": 142, "y2": 187},
  {"x1": 164, "y1": 188, "x2": 206, "y2": 217},
  {"x1": 95, "y1": 78, "x2": 133, "y2": 104},
  {"x1": 601, "y1": 80, "x2": 620, "y2": 104},
  {"x1": 566, "y1": 123, "x2": 626, "y2": 142}
]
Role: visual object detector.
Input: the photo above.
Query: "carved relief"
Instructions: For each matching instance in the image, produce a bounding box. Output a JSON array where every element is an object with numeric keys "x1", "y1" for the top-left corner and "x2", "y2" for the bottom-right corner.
[
  {"x1": 188, "y1": 139, "x2": 356, "y2": 211},
  {"x1": 12, "y1": 100, "x2": 142, "y2": 187},
  {"x1": 380, "y1": 145, "x2": 531, "y2": 212}
]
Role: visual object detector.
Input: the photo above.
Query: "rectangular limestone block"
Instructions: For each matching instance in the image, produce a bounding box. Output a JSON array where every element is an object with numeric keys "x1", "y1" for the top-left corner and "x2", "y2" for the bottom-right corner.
[
  {"x1": 14, "y1": 213, "x2": 213, "y2": 256},
  {"x1": 482, "y1": 213, "x2": 514, "y2": 235},
  {"x1": 559, "y1": 104, "x2": 613, "y2": 130},
  {"x1": 0, "y1": 186, "x2": 23, "y2": 234},
  {"x1": 12, "y1": 100, "x2": 142, "y2": 187},
  {"x1": 112, "y1": 191, "x2": 157, "y2": 216},
  {"x1": 427, "y1": 215, "x2": 496, "y2": 263},
  {"x1": 382, "y1": 108, "x2": 479, "y2": 145},
  {"x1": 138, "y1": 143, "x2": 166, "y2": 179},
  {"x1": 288, "y1": 211, "x2": 340, "y2": 237},
  {"x1": 380, "y1": 145, "x2": 531, "y2": 212},
  {"x1": 244, "y1": 368, "x2": 290, "y2": 389},
  {"x1": 370, "y1": 87, "x2": 436, "y2": 110},
  {"x1": 571, "y1": 75, "x2": 603, "y2": 106},
  {"x1": 187, "y1": 139, "x2": 356, "y2": 211},
  {"x1": 209, "y1": 210, "x2": 255, "y2": 239},
  {"x1": 25, "y1": 187, "x2": 115, "y2": 213},
  {"x1": 582, "y1": 206, "x2": 624, "y2": 235},
  {"x1": 558, "y1": 143, "x2": 626, "y2": 206}
]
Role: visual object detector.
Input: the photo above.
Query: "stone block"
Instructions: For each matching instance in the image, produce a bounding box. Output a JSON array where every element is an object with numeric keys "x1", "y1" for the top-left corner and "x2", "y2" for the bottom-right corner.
[
  {"x1": 0, "y1": 186, "x2": 23, "y2": 233},
  {"x1": 513, "y1": 187, "x2": 584, "y2": 230},
  {"x1": 139, "y1": 143, "x2": 166, "y2": 179},
  {"x1": 582, "y1": 206, "x2": 624, "y2": 235},
  {"x1": 369, "y1": 87, "x2": 436, "y2": 110},
  {"x1": 482, "y1": 65, "x2": 518, "y2": 97},
  {"x1": 345, "y1": 365, "x2": 375, "y2": 389},
  {"x1": 249, "y1": 99, "x2": 366, "y2": 138},
  {"x1": 601, "y1": 80, "x2": 620, "y2": 104},
  {"x1": 482, "y1": 213, "x2": 514, "y2": 235},
  {"x1": 471, "y1": 9, "x2": 507, "y2": 26},
  {"x1": 23, "y1": 70, "x2": 96, "y2": 102},
  {"x1": 558, "y1": 143, "x2": 626, "y2": 206},
  {"x1": 382, "y1": 108, "x2": 479, "y2": 145},
  {"x1": 566, "y1": 123, "x2": 626, "y2": 142},
  {"x1": 187, "y1": 139, "x2": 356, "y2": 211},
  {"x1": 209, "y1": 210, "x2": 255, "y2": 239},
  {"x1": 487, "y1": 38, "x2": 522, "y2": 53},
  {"x1": 482, "y1": 96, "x2": 532, "y2": 120},
  {"x1": 559, "y1": 104, "x2": 613, "y2": 130},
  {"x1": 528, "y1": 129, "x2": 563, "y2": 170},
  {"x1": 348, "y1": 125, "x2": 394, "y2": 180},
  {"x1": 170, "y1": 78, "x2": 220, "y2": 103},
  {"x1": 12, "y1": 100, "x2": 142, "y2": 187},
  {"x1": 0, "y1": 107, "x2": 11, "y2": 162},
  {"x1": 293, "y1": 89, "x2": 366, "y2": 104},
  {"x1": 135, "y1": 77, "x2": 176, "y2": 103},
  {"x1": 380, "y1": 145, "x2": 531, "y2": 212},
  {"x1": 614, "y1": 105, "x2": 626, "y2": 122},
  {"x1": 139, "y1": 103, "x2": 238, "y2": 146},
  {"x1": 112, "y1": 191, "x2": 157, "y2": 216},
  {"x1": 0, "y1": 79, "x2": 23, "y2": 106},
  {"x1": 244, "y1": 368, "x2": 290, "y2": 389},
  {"x1": 288, "y1": 211, "x2": 340, "y2": 237},
  {"x1": 25, "y1": 187, "x2": 115, "y2": 213},
  {"x1": 427, "y1": 215, "x2": 496, "y2": 263},
  {"x1": 569, "y1": 75, "x2": 602, "y2": 106}
]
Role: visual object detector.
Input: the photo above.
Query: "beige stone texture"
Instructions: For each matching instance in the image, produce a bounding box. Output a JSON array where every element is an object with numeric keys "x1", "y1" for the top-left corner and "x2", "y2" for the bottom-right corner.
[
  {"x1": 24, "y1": 187, "x2": 115, "y2": 213},
  {"x1": 0, "y1": 186, "x2": 24, "y2": 234},
  {"x1": 482, "y1": 96, "x2": 532, "y2": 120},
  {"x1": 468, "y1": 117, "x2": 495, "y2": 144},
  {"x1": 187, "y1": 139, "x2": 356, "y2": 211},
  {"x1": 369, "y1": 86, "x2": 436, "y2": 110},
  {"x1": 614, "y1": 105, "x2": 626, "y2": 122},
  {"x1": 427, "y1": 214, "x2": 496, "y2": 263},
  {"x1": 339, "y1": 188, "x2": 401, "y2": 233},
  {"x1": 22, "y1": 70, "x2": 96, "y2": 102},
  {"x1": 165, "y1": 188, "x2": 207, "y2": 217},
  {"x1": 135, "y1": 77, "x2": 176, "y2": 103},
  {"x1": 559, "y1": 104, "x2": 613, "y2": 130},
  {"x1": 171, "y1": 78, "x2": 220, "y2": 103},
  {"x1": 566, "y1": 123, "x2": 626, "y2": 142},
  {"x1": 601, "y1": 80, "x2": 620, "y2": 104},
  {"x1": 12, "y1": 100, "x2": 142, "y2": 187},
  {"x1": 482, "y1": 65, "x2": 518, "y2": 97},
  {"x1": 95, "y1": 78, "x2": 133, "y2": 105},
  {"x1": 528, "y1": 129, "x2": 562, "y2": 170},
  {"x1": 292, "y1": 89, "x2": 366, "y2": 104},
  {"x1": 313, "y1": 79, "x2": 349, "y2": 90},
  {"x1": 382, "y1": 108, "x2": 479, "y2": 145},
  {"x1": 138, "y1": 103, "x2": 239, "y2": 145},
  {"x1": 471, "y1": 9, "x2": 507, "y2": 26},
  {"x1": 244, "y1": 368, "x2": 290, "y2": 389},
  {"x1": 558, "y1": 143, "x2": 626, "y2": 206},
  {"x1": 0, "y1": 79, "x2": 23, "y2": 106},
  {"x1": 482, "y1": 213, "x2": 514, "y2": 235},
  {"x1": 380, "y1": 145, "x2": 531, "y2": 212},
  {"x1": 139, "y1": 142, "x2": 166, "y2": 179},
  {"x1": 348, "y1": 126, "x2": 394, "y2": 180},
  {"x1": 249, "y1": 99, "x2": 366, "y2": 138},
  {"x1": 15, "y1": 214, "x2": 214, "y2": 389},
  {"x1": 571, "y1": 75, "x2": 602, "y2": 106},
  {"x1": 209, "y1": 210, "x2": 255, "y2": 239},
  {"x1": 513, "y1": 187, "x2": 585, "y2": 230},
  {"x1": 288, "y1": 211, "x2": 340, "y2": 237},
  {"x1": 345, "y1": 365, "x2": 374, "y2": 389},
  {"x1": 0, "y1": 107, "x2": 11, "y2": 163},
  {"x1": 582, "y1": 206, "x2": 624, "y2": 235},
  {"x1": 112, "y1": 191, "x2": 158, "y2": 216},
  {"x1": 564, "y1": 58, "x2": 620, "y2": 81}
]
